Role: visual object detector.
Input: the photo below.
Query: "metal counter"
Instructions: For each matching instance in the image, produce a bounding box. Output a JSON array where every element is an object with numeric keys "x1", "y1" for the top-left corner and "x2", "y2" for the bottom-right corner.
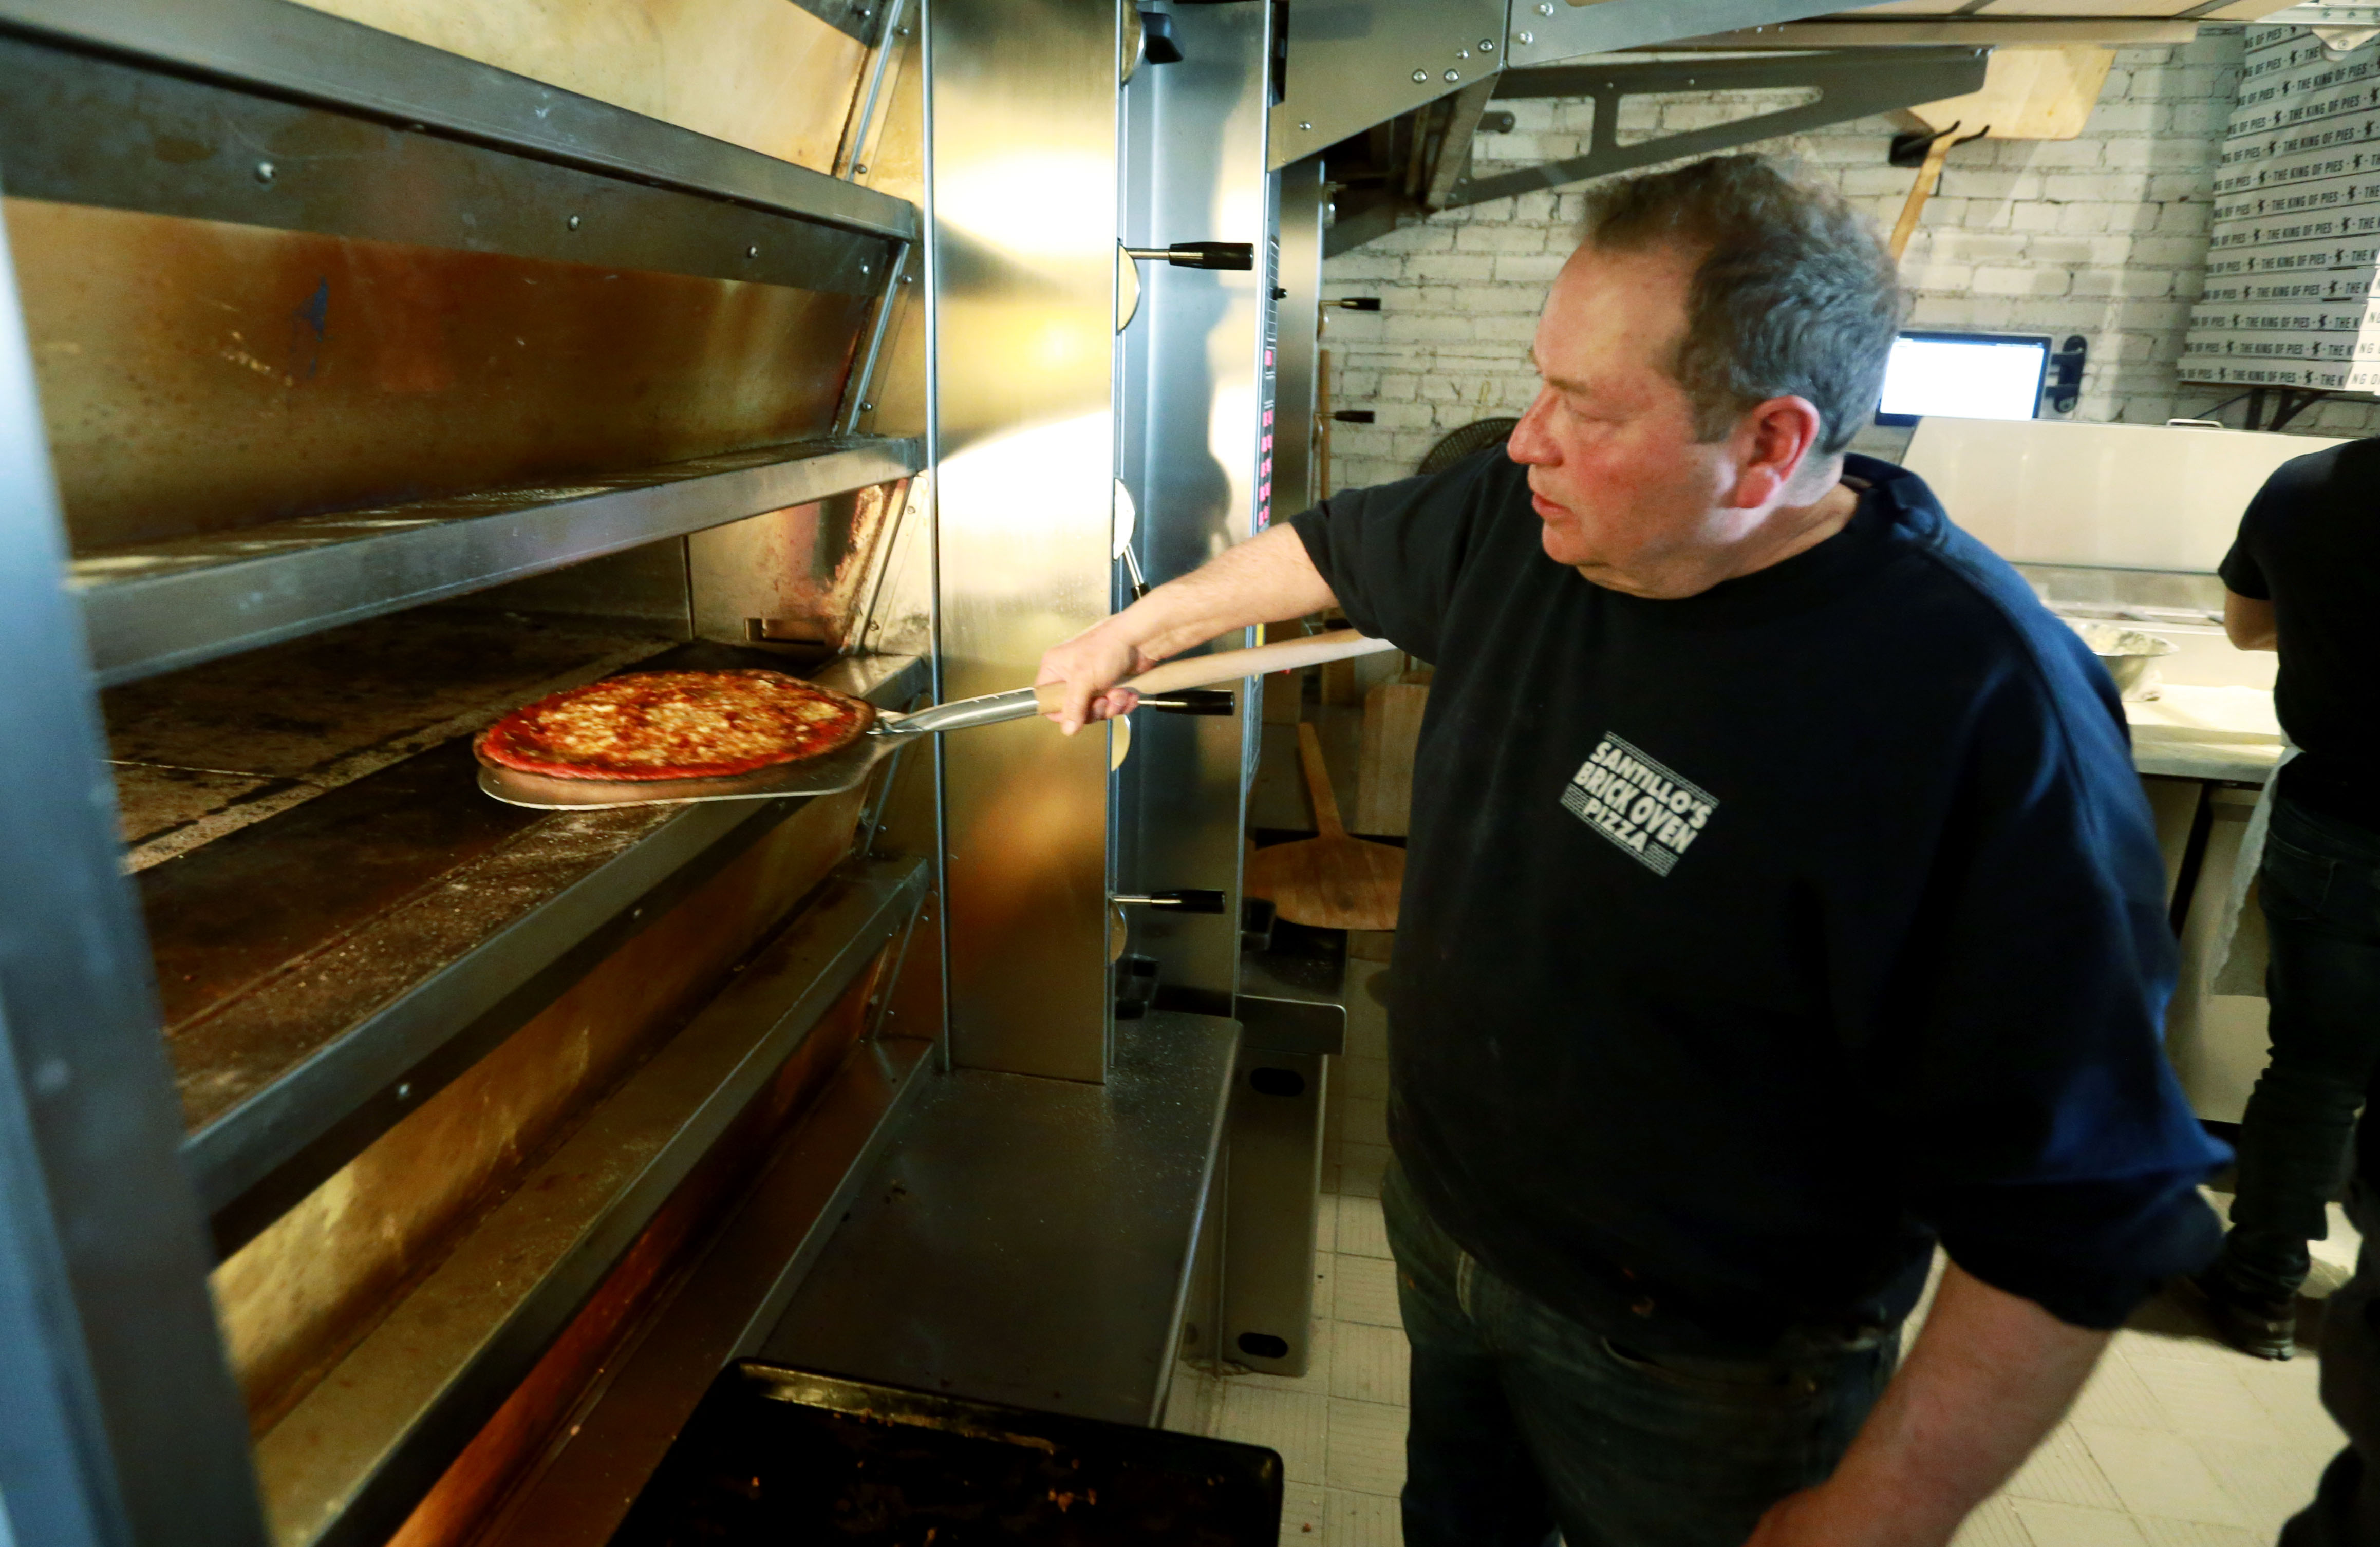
[
  {"x1": 2130, "y1": 726, "x2": 2284, "y2": 787},
  {"x1": 761, "y1": 1010, "x2": 1241, "y2": 1426}
]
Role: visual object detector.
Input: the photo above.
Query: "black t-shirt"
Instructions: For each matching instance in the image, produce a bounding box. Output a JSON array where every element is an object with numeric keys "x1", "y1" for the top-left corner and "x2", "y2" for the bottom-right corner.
[
  {"x1": 1290, "y1": 450, "x2": 2225, "y2": 1352},
  {"x1": 2218, "y1": 439, "x2": 2380, "y2": 832}
]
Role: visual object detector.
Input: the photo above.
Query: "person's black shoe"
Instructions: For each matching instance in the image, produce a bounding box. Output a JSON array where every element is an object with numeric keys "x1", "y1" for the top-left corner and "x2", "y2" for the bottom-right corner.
[{"x1": 2185, "y1": 1268, "x2": 2298, "y2": 1360}]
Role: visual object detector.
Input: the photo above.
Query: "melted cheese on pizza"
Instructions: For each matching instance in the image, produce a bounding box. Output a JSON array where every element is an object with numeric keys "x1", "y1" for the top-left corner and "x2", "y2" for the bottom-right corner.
[{"x1": 478, "y1": 670, "x2": 871, "y2": 780}]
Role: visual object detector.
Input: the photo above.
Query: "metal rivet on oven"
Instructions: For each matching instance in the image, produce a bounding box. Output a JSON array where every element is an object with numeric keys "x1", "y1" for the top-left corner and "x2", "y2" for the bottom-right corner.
[
  {"x1": 1411, "y1": 69, "x2": 1428, "y2": 82},
  {"x1": 395, "y1": 1082, "x2": 412, "y2": 1101},
  {"x1": 254, "y1": 160, "x2": 275, "y2": 185},
  {"x1": 860, "y1": 400, "x2": 876, "y2": 411},
  {"x1": 1299, "y1": 120, "x2": 1313, "y2": 130},
  {"x1": 1518, "y1": 31, "x2": 1533, "y2": 44},
  {"x1": 862, "y1": 262, "x2": 872, "y2": 273},
  {"x1": 855, "y1": 163, "x2": 869, "y2": 174},
  {"x1": 1536, "y1": 2, "x2": 1553, "y2": 12},
  {"x1": 1445, "y1": 68, "x2": 1460, "y2": 81},
  {"x1": 567, "y1": 214, "x2": 581, "y2": 230},
  {"x1": 1481, "y1": 39, "x2": 1496, "y2": 51},
  {"x1": 746, "y1": 244, "x2": 760, "y2": 258},
  {"x1": 1457, "y1": 47, "x2": 1471, "y2": 59}
]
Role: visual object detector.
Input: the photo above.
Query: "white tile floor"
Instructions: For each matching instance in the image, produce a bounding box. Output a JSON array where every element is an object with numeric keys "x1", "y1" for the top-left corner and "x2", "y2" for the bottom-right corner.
[
  {"x1": 1219, "y1": 957, "x2": 2363, "y2": 1546},
  {"x1": 1214, "y1": 1186, "x2": 2355, "y2": 1547}
]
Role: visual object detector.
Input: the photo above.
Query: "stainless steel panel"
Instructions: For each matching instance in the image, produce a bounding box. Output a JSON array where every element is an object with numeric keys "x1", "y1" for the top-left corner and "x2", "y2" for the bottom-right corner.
[
  {"x1": 792, "y1": 0, "x2": 885, "y2": 43},
  {"x1": 1272, "y1": 158, "x2": 1327, "y2": 520},
  {"x1": 253, "y1": 859, "x2": 928, "y2": 1547},
  {"x1": 468, "y1": 536, "x2": 693, "y2": 630},
  {"x1": 17, "y1": 199, "x2": 875, "y2": 558},
  {"x1": 0, "y1": 35, "x2": 889, "y2": 293},
  {"x1": 1115, "y1": 0, "x2": 1276, "y2": 1010},
  {"x1": 1222, "y1": 1049, "x2": 1326, "y2": 1378},
  {"x1": 1508, "y1": 0, "x2": 1865, "y2": 68},
  {"x1": 1453, "y1": 48, "x2": 1988, "y2": 210},
  {"x1": 762, "y1": 1009, "x2": 1241, "y2": 1425},
  {"x1": 0, "y1": 191, "x2": 269, "y2": 1543},
  {"x1": 73, "y1": 437, "x2": 922, "y2": 686},
  {"x1": 929, "y1": 0, "x2": 1120, "y2": 1081},
  {"x1": 284, "y1": 0, "x2": 873, "y2": 176},
  {"x1": 688, "y1": 480, "x2": 913, "y2": 651},
  {"x1": 1267, "y1": 0, "x2": 1508, "y2": 172},
  {"x1": 0, "y1": 0, "x2": 917, "y2": 241}
]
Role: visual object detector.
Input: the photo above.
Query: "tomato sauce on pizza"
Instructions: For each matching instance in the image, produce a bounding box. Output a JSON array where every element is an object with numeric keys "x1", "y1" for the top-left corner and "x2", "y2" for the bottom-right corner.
[{"x1": 476, "y1": 670, "x2": 875, "y2": 782}]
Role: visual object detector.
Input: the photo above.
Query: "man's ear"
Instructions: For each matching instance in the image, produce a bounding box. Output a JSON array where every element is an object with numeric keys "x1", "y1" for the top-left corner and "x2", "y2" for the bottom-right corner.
[{"x1": 1725, "y1": 395, "x2": 1826, "y2": 510}]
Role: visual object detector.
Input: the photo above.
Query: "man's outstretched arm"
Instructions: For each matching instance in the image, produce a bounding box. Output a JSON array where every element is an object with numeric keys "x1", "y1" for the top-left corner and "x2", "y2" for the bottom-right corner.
[
  {"x1": 1035, "y1": 522, "x2": 1338, "y2": 733},
  {"x1": 1746, "y1": 1263, "x2": 2108, "y2": 1547}
]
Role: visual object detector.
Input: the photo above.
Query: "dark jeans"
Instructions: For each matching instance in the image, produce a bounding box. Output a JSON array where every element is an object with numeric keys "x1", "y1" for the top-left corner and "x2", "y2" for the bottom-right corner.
[
  {"x1": 2281, "y1": 1172, "x2": 2380, "y2": 1545},
  {"x1": 2221, "y1": 797, "x2": 2380, "y2": 1304},
  {"x1": 1383, "y1": 1163, "x2": 1899, "y2": 1547}
]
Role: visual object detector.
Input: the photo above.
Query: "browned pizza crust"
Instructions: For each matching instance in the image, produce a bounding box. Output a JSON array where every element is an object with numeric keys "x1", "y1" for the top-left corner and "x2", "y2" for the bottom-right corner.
[{"x1": 475, "y1": 670, "x2": 875, "y2": 782}]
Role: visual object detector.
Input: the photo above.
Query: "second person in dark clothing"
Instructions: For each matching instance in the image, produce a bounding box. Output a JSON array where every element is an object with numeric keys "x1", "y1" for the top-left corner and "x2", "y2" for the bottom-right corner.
[{"x1": 2192, "y1": 442, "x2": 2380, "y2": 1363}]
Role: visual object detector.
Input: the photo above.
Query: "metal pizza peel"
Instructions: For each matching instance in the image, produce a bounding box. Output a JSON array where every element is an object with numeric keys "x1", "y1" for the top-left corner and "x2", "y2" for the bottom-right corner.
[{"x1": 476, "y1": 628, "x2": 1398, "y2": 810}]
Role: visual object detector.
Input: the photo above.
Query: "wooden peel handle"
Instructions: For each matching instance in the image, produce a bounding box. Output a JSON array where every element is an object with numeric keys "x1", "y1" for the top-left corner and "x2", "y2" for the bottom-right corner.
[{"x1": 1030, "y1": 628, "x2": 1397, "y2": 714}]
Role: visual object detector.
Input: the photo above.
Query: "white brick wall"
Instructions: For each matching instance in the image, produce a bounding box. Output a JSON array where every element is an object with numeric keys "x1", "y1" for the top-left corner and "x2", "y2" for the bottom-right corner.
[{"x1": 1317, "y1": 27, "x2": 2380, "y2": 496}]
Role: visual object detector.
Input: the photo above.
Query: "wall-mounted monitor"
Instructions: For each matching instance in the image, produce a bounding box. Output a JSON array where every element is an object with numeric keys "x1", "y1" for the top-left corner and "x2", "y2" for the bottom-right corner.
[{"x1": 1874, "y1": 331, "x2": 2052, "y2": 427}]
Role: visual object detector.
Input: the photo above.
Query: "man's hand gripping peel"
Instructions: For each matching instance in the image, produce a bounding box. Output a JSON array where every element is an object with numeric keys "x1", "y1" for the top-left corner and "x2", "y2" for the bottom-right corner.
[
  {"x1": 1035, "y1": 621, "x2": 1163, "y2": 737},
  {"x1": 1033, "y1": 522, "x2": 1341, "y2": 737}
]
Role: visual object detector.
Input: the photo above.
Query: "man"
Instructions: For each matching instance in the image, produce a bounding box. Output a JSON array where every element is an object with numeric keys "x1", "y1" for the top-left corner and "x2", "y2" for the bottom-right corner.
[
  {"x1": 2191, "y1": 442, "x2": 2380, "y2": 1535},
  {"x1": 2189, "y1": 444, "x2": 2380, "y2": 1365},
  {"x1": 1041, "y1": 156, "x2": 2224, "y2": 1546}
]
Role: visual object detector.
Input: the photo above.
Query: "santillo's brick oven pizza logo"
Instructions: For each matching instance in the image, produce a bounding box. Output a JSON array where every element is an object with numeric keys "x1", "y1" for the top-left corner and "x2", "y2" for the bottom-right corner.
[{"x1": 1560, "y1": 733, "x2": 1717, "y2": 877}]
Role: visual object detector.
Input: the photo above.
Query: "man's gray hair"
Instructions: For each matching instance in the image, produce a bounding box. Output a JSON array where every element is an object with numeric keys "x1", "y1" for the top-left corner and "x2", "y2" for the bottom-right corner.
[{"x1": 1579, "y1": 154, "x2": 1903, "y2": 457}]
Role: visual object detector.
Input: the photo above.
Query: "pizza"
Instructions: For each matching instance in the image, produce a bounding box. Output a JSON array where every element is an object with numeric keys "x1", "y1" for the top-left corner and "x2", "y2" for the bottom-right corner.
[{"x1": 475, "y1": 670, "x2": 875, "y2": 782}]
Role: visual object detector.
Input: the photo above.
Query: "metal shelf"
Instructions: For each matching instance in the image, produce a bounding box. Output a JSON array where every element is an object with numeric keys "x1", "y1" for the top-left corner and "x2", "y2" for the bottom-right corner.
[
  {"x1": 762, "y1": 1010, "x2": 1243, "y2": 1427},
  {"x1": 251, "y1": 854, "x2": 931, "y2": 1547},
  {"x1": 168, "y1": 647, "x2": 927, "y2": 1256},
  {"x1": 0, "y1": 0, "x2": 917, "y2": 244},
  {"x1": 74, "y1": 437, "x2": 924, "y2": 687}
]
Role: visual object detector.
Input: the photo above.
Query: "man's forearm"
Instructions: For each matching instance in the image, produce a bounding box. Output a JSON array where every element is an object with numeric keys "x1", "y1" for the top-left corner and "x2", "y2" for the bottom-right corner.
[
  {"x1": 1108, "y1": 522, "x2": 1339, "y2": 658},
  {"x1": 1748, "y1": 1264, "x2": 2109, "y2": 1547},
  {"x1": 1036, "y1": 522, "x2": 1340, "y2": 730}
]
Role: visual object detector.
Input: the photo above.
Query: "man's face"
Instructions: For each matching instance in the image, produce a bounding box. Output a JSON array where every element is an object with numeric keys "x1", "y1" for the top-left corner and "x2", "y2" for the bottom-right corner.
[{"x1": 1505, "y1": 241, "x2": 1754, "y2": 594}]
